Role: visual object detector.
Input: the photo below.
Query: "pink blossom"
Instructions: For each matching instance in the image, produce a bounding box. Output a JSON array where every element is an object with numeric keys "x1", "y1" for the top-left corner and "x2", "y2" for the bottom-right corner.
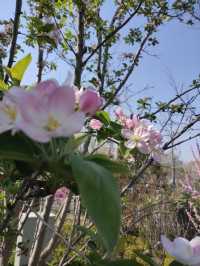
[
  {"x1": 115, "y1": 107, "x2": 125, "y2": 118},
  {"x1": 124, "y1": 118, "x2": 133, "y2": 129},
  {"x1": 89, "y1": 119, "x2": 103, "y2": 130},
  {"x1": 35, "y1": 79, "x2": 59, "y2": 97},
  {"x1": 161, "y1": 235, "x2": 200, "y2": 265},
  {"x1": 115, "y1": 107, "x2": 127, "y2": 126},
  {"x1": 147, "y1": 126, "x2": 162, "y2": 146},
  {"x1": 121, "y1": 126, "x2": 150, "y2": 154},
  {"x1": 15, "y1": 80, "x2": 85, "y2": 143},
  {"x1": 79, "y1": 87, "x2": 102, "y2": 115},
  {"x1": 0, "y1": 87, "x2": 22, "y2": 134},
  {"x1": 150, "y1": 147, "x2": 163, "y2": 162},
  {"x1": 125, "y1": 115, "x2": 140, "y2": 129},
  {"x1": 75, "y1": 87, "x2": 84, "y2": 104},
  {"x1": 115, "y1": 107, "x2": 141, "y2": 130},
  {"x1": 181, "y1": 174, "x2": 200, "y2": 199},
  {"x1": 118, "y1": 108, "x2": 163, "y2": 158}
]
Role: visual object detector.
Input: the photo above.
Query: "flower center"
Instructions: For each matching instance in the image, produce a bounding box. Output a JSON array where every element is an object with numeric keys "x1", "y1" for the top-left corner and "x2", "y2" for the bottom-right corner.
[
  {"x1": 3, "y1": 105, "x2": 17, "y2": 121},
  {"x1": 131, "y1": 135, "x2": 141, "y2": 143},
  {"x1": 45, "y1": 116, "x2": 60, "y2": 132}
]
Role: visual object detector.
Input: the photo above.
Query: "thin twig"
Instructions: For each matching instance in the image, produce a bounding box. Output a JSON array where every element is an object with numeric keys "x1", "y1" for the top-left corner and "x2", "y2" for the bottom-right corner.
[
  {"x1": 103, "y1": 31, "x2": 152, "y2": 109},
  {"x1": 83, "y1": 0, "x2": 144, "y2": 66}
]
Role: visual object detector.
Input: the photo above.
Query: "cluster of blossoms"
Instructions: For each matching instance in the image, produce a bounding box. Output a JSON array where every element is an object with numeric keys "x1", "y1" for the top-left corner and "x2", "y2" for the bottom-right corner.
[
  {"x1": 115, "y1": 107, "x2": 163, "y2": 161},
  {"x1": 161, "y1": 235, "x2": 200, "y2": 266},
  {"x1": 0, "y1": 79, "x2": 102, "y2": 143},
  {"x1": 181, "y1": 175, "x2": 200, "y2": 199}
]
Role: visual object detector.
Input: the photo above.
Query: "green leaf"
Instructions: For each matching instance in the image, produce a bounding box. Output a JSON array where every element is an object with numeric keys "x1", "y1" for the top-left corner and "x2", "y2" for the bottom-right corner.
[
  {"x1": 0, "y1": 133, "x2": 37, "y2": 162},
  {"x1": 0, "y1": 80, "x2": 8, "y2": 91},
  {"x1": 71, "y1": 154, "x2": 121, "y2": 252},
  {"x1": 63, "y1": 134, "x2": 88, "y2": 155},
  {"x1": 96, "y1": 111, "x2": 111, "y2": 125},
  {"x1": 135, "y1": 252, "x2": 159, "y2": 266},
  {"x1": 6, "y1": 54, "x2": 32, "y2": 83},
  {"x1": 86, "y1": 154, "x2": 129, "y2": 175}
]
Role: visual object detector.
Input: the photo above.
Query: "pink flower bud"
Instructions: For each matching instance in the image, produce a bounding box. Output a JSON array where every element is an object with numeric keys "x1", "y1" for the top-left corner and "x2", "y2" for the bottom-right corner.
[
  {"x1": 54, "y1": 187, "x2": 69, "y2": 202},
  {"x1": 89, "y1": 119, "x2": 103, "y2": 130},
  {"x1": 79, "y1": 88, "x2": 102, "y2": 115}
]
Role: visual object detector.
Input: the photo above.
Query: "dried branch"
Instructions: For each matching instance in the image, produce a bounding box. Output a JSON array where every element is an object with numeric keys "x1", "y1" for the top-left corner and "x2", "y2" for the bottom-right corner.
[
  {"x1": 165, "y1": 132, "x2": 200, "y2": 150},
  {"x1": 121, "y1": 157, "x2": 153, "y2": 197},
  {"x1": 28, "y1": 195, "x2": 54, "y2": 266},
  {"x1": 0, "y1": 178, "x2": 30, "y2": 232},
  {"x1": 58, "y1": 197, "x2": 81, "y2": 266},
  {"x1": 38, "y1": 192, "x2": 72, "y2": 266},
  {"x1": 163, "y1": 115, "x2": 200, "y2": 150}
]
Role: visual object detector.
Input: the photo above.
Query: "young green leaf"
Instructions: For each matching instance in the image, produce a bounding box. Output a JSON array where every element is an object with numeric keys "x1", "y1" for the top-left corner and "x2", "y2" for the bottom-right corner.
[
  {"x1": 0, "y1": 80, "x2": 8, "y2": 91},
  {"x1": 71, "y1": 154, "x2": 121, "y2": 252},
  {"x1": 96, "y1": 111, "x2": 111, "y2": 125},
  {"x1": 0, "y1": 133, "x2": 37, "y2": 162},
  {"x1": 6, "y1": 54, "x2": 32, "y2": 83}
]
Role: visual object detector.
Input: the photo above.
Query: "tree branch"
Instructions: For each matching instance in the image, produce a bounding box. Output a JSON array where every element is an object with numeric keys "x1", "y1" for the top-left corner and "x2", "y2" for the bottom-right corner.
[
  {"x1": 74, "y1": 4, "x2": 85, "y2": 87},
  {"x1": 83, "y1": 0, "x2": 144, "y2": 66},
  {"x1": 141, "y1": 84, "x2": 200, "y2": 119},
  {"x1": 4, "y1": 0, "x2": 22, "y2": 83},
  {"x1": 99, "y1": 5, "x2": 122, "y2": 95},
  {"x1": 103, "y1": 31, "x2": 152, "y2": 109}
]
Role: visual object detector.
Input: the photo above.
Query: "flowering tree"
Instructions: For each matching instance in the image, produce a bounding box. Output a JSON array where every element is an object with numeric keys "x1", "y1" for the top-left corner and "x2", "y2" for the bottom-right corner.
[{"x1": 0, "y1": 0, "x2": 200, "y2": 266}]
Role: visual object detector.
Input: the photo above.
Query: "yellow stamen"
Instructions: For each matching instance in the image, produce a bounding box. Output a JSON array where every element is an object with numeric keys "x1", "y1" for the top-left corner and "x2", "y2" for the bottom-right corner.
[
  {"x1": 3, "y1": 105, "x2": 17, "y2": 121},
  {"x1": 131, "y1": 135, "x2": 141, "y2": 143},
  {"x1": 45, "y1": 116, "x2": 60, "y2": 132}
]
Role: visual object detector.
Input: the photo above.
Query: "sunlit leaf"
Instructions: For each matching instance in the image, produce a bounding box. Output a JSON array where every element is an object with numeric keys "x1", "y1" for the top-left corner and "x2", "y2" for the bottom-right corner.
[
  {"x1": 6, "y1": 54, "x2": 32, "y2": 83},
  {"x1": 71, "y1": 154, "x2": 121, "y2": 252},
  {"x1": 0, "y1": 80, "x2": 8, "y2": 91},
  {"x1": 86, "y1": 154, "x2": 129, "y2": 175}
]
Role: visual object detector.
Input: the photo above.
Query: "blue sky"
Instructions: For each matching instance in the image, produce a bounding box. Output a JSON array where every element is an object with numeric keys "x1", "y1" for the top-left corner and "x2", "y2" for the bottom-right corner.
[{"x1": 1, "y1": 0, "x2": 200, "y2": 162}]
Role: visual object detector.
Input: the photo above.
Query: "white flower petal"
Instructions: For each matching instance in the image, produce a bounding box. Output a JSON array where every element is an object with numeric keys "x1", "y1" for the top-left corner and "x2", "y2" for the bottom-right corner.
[
  {"x1": 121, "y1": 129, "x2": 133, "y2": 139},
  {"x1": 56, "y1": 111, "x2": 85, "y2": 138},
  {"x1": 173, "y1": 237, "x2": 193, "y2": 264},
  {"x1": 161, "y1": 235, "x2": 175, "y2": 257},
  {"x1": 125, "y1": 139, "x2": 136, "y2": 149}
]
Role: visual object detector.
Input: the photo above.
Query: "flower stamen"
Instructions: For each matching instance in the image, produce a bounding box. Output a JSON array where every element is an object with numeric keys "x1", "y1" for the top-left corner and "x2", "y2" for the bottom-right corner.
[
  {"x1": 3, "y1": 105, "x2": 17, "y2": 121},
  {"x1": 45, "y1": 116, "x2": 60, "y2": 132}
]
